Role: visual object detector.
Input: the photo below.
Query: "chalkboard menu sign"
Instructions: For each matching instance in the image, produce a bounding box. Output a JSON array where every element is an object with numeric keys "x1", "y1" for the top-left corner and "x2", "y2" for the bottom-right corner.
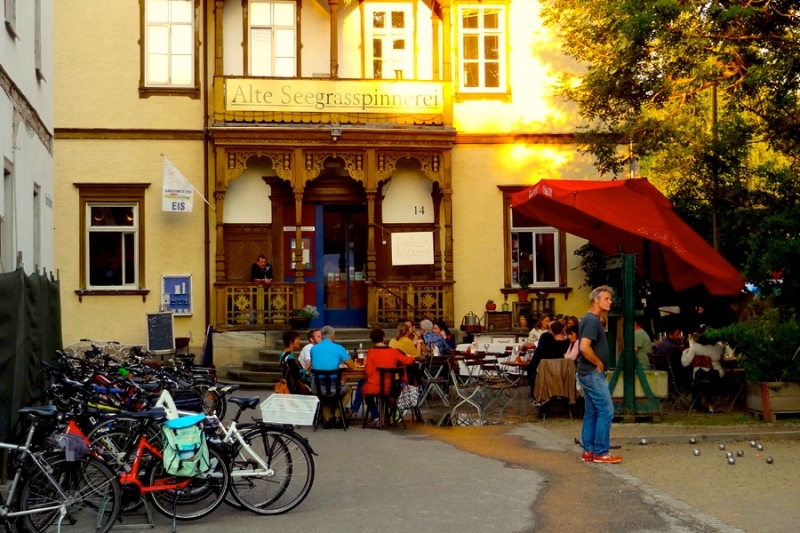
[{"x1": 146, "y1": 312, "x2": 175, "y2": 354}]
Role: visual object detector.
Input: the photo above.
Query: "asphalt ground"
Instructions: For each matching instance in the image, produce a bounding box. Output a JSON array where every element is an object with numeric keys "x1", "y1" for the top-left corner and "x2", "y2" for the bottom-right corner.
[{"x1": 129, "y1": 404, "x2": 784, "y2": 533}]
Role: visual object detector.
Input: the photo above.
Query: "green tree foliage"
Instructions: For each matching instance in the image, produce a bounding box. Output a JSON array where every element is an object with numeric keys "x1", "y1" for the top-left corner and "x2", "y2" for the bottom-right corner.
[{"x1": 542, "y1": 0, "x2": 800, "y2": 308}]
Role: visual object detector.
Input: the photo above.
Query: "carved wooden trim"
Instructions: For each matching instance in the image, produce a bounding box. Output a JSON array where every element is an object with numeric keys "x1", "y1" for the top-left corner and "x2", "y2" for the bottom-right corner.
[
  {"x1": 224, "y1": 149, "x2": 293, "y2": 185},
  {"x1": 302, "y1": 151, "x2": 365, "y2": 185},
  {"x1": 376, "y1": 151, "x2": 442, "y2": 183}
]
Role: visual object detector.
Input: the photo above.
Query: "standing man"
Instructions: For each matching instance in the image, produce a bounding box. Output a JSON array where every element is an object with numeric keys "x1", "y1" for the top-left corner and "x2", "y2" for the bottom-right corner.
[
  {"x1": 298, "y1": 328, "x2": 321, "y2": 373},
  {"x1": 577, "y1": 286, "x2": 621, "y2": 464},
  {"x1": 250, "y1": 254, "x2": 273, "y2": 284}
]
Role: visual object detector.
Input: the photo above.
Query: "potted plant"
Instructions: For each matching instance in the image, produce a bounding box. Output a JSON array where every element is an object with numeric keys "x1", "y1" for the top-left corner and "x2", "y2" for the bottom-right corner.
[
  {"x1": 289, "y1": 305, "x2": 319, "y2": 329},
  {"x1": 517, "y1": 274, "x2": 530, "y2": 302},
  {"x1": 485, "y1": 299, "x2": 497, "y2": 311},
  {"x1": 707, "y1": 309, "x2": 800, "y2": 421}
]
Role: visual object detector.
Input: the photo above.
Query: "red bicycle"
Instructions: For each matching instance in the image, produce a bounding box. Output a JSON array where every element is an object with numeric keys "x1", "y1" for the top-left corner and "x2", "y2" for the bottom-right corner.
[{"x1": 86, "y1": 407, "x2": 230, "y2": 522}]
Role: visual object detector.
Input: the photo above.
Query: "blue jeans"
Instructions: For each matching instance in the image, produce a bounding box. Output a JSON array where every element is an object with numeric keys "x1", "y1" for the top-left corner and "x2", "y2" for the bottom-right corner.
[
  {"x1": 351, "y1": 379, "x2": 379, "y2": 419},
  {"x1": 578, "y1": 370, "x2": 615, "y2": 456}
]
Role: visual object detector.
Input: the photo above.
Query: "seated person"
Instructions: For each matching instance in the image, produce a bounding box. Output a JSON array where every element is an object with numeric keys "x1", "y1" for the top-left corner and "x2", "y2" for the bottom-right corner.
[
  {"x1": 250, "y1": 254, "x2": 273, "y2": 285},
  {"x1": 422, "y1": 319, "x2": 451, "y2": 356},
  {"x1": 527, "y1": 321, "x2": 570, "y2": 397},
  {"x1": 633, "y1": 318, "x2": 653, "y2": 370},
  {"x1": 278, "y1": 331, "x2": 312, "y2": 395},
  {"x1": 352, "y1": 328, "x2": 415, "y2": 426},
  {"x1": 681, "y1": 329, "x2": 724, "y2": 412},
  {"x1": 310, "y1": 326, "x2": 354, "y2": 425},
  {"x1": 654, "y1": 327, "x2": 689, "y2": 389},
  {"x1": 564, "y1": 325, "x2": 580, "y2": 361},
  {"x1": 389, "y1": 322, "x2": 422, "y2": 358},
  {"x1": 437, "y1": 320, "x2": 457, "y2": 351},
  {"x1": 388, "y1": 322, "x2": 423, "y2": 385},
  {"x1": 523, "y1": 313, "x2": 553, "y2": 349}
]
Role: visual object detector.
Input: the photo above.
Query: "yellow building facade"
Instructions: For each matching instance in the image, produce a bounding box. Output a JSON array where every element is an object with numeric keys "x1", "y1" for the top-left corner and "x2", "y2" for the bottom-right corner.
[{"x1": 55, "y1": 0, "x2": 597, "y2": 362}]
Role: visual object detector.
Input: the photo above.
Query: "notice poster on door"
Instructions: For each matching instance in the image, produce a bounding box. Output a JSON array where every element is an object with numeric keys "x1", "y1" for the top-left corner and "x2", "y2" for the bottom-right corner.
[{"x1": 391, "y1": 232, "x2": 434, "y2": 266}]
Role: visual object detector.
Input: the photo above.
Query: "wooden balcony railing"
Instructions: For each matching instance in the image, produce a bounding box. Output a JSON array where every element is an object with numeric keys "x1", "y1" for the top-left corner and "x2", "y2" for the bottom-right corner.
[
  {"x1": 215, "y1": 283, "x2": 301, "y2": 331},
  {"x1": 374, "y1": 281, "x2": 453, "y2": 326},
  {"x1": 214, "y1": 281, "x2": 454, "y2": 330}
]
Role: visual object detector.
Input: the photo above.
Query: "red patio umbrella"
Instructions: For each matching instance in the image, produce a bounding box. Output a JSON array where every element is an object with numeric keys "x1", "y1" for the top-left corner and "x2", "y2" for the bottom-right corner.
[{"x1": 510, "y1": 179, "x2": 744, "y2": 295}]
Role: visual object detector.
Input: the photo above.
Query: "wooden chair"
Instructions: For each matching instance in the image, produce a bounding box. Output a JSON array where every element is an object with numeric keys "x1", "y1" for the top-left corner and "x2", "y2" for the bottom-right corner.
[
  {"x1": 362, "y1": 367, "x2": 406, "y2": 430},
  {"x1": 312, "y1": 369, "x2": 348, "y2": 431}
]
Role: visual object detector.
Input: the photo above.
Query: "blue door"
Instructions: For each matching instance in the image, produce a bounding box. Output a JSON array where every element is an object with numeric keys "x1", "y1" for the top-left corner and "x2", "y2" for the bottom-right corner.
[{"x1": 320, "y1": 205, "x2": 367, "y2": 327}]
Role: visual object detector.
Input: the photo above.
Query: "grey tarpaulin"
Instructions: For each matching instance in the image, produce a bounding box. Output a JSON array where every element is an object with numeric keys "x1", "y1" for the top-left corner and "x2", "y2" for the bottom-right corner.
[{"x1": 0, "y1": 268, "x2": 62, "y2": 442}]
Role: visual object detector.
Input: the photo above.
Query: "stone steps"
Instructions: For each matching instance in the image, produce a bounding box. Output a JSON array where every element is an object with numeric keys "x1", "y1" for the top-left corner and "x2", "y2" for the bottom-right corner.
[{"x1": 228, "y1": 328, "x2": 373, "y2": 386}]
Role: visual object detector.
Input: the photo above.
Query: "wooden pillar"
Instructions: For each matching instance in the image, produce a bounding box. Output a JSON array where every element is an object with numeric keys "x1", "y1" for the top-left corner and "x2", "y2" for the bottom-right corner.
[
  {"x1": 214, "y1": 1, "x2": 224, "y2": 75},
  {"x1": 293, "y1": 148, "x2": 306, "y2": 308},
  {"x1": 442, "y1": 150, "x2": 454, "y2": 326},
  {"x1": 214, "y1": 147, "x2": 227, "y2": 281},
  {"x1": 365, "y1": 149, "x2": 378, "y2": 326},
  {"x1": 268, "y1": 186, "x2": 285, "y2": 281},
  {"x1": 329, "y1": 0, "x2": 339, "y2": 78},
  {"x1": 432, "y1": 184, "x2": 443, "y2": 281}
]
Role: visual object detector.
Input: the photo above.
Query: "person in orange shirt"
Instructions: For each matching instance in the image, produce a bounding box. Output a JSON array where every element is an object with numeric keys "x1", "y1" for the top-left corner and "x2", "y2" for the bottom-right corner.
[{"x1": 355, "y1": 328, "x2": 415, "y2": 426}]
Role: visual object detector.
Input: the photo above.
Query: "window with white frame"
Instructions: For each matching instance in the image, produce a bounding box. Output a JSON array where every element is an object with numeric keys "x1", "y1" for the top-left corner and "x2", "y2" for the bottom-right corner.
[
  {"x1": 458, "y1": 5, "x2": 506, "y2": 92},
  {"x1": 145, "y1": 0, "x2": 194, "y2": 86},
  {"x1": 249, "y1": 0, "x2": 296, "y2": 77},
  {"x1": 511, "y1": 209, "x2": 559, "y2": 287},
  {"x1": 86, "y1": 205, "x2": 140, "y2": 288},
  {"x1": 364, "y1": 4, "x2": 413, "y2": 80}
]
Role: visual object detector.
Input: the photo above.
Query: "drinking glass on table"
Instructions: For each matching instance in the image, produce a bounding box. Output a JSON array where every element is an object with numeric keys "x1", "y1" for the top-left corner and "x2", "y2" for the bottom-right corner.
[{"x1": 483, "y1": 343, "x2": 490, "y2": 354}]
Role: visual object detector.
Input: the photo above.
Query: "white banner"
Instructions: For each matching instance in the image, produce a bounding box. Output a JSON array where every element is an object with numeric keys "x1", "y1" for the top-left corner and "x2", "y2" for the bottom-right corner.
[
  {"x1": 162, "y1": 156, "x2": 194, "y2": 212},
  {"x1": 391, "y1": 232, "x2": 434, "y2": 266}
]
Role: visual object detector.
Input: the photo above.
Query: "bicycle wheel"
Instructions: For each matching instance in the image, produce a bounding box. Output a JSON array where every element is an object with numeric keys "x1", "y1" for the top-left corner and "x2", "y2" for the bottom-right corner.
[
  {"x1": 194, "y1": 384, "x2": 226, "y2": 419},
  {"x1": 147, "y1": 444, "x2": 230, "y2": 520},
  {"x1": 18, "y1": 454, "x2": 121, "y2": 533},
  {"x1": 228, "y1": 427, "x2": 315, "y2": 515}
]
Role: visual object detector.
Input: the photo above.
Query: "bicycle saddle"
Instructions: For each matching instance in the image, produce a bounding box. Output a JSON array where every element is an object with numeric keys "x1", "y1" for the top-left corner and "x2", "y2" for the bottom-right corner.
[
  {"x1": 228, "y1": 397, "x2": 259, "y2": 409},
  {"x1": 19, "y1": 405, "x2": 59, "y2": 418},
  {"x1": 124, "y1": 407, "x2": 168, "y2": 420}
]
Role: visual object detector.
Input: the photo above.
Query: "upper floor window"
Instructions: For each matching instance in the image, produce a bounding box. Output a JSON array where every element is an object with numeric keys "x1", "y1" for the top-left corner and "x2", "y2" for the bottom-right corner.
[
  {"x1": 248, "y1": 0, "x2": 296, "y2": 77},
  {"x1": 457, "y1": 4, "x2": 507, "y2": 94},
  {"x1": 364, "y1": 4, "x2": 413, "y2": 80},
  {"x1": 139, "y1": 0, "x2": 199, "y2": 98}
]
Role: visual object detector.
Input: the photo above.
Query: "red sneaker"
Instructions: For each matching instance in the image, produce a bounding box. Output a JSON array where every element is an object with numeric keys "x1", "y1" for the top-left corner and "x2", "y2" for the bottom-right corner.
[
  {"x1": 593, "y1": 453, "x2": 622, "y2": 464},
  {"x1": 581, "y1": 452, "x2": 594, "y2": 462}
]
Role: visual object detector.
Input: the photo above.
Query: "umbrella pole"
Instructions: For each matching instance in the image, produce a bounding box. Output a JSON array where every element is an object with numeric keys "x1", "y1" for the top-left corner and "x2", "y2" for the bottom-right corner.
[{"x1": 622, "y1": 254, "x2": 636, "y2": 413}]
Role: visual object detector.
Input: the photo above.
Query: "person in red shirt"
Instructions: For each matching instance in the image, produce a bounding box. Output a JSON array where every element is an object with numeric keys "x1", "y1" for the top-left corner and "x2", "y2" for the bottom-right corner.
[{"x1": 353, "y1": 328, "x2": 415, "y2": 426}]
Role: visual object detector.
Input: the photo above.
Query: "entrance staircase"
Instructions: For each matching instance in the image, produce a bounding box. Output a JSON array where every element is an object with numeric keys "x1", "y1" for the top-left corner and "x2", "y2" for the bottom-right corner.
[{"x1": 226, "y1": 328, "x2": 373, "y2": 385}]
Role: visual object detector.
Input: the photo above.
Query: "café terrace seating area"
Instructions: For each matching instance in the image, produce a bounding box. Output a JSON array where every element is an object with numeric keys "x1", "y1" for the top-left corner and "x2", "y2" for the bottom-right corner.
[
  {"x1": 341, "y1": 342, "x2": 583, "y2": 426},
  {"x1": 334, "y1": 337, "x2": 748, "y2": 428}
]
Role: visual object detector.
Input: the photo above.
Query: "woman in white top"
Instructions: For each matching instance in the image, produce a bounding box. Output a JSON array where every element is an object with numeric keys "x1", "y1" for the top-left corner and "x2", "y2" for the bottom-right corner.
[
  {"x1": 681, "y1": 331, "x2": 724, "y2": 412},
  {"x1": 680, "y1": 338, "x2": 725, "y2": 378},
  {"x1": 526, "y1": 313, "x2": 553, "y2": 344}
]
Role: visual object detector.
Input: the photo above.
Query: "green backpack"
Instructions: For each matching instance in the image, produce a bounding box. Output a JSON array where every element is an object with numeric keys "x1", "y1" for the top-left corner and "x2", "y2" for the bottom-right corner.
[{"x1": 161, "y1": 413, "x2": 210, "y2": 478}]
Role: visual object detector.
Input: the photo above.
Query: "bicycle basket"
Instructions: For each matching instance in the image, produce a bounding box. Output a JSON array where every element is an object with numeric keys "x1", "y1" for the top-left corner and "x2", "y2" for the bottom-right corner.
[{"x1": 259, "y1": 395, "x2": 319, "y2": 426}]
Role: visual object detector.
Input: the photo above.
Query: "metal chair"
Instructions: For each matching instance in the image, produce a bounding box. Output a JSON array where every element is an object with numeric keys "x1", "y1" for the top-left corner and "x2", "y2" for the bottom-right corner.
[
  {"x1": 446, "y1": 357, "x2": 483, "y2": 426},
  {"x1": 419, "y1": 355, "x2": 451, "y2": 408}
]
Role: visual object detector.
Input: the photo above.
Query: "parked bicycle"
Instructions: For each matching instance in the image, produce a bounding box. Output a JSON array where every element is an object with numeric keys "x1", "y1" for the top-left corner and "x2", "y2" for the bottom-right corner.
[{"x1": 0, "y1": 406, "x2": 121, "y2": 533}]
